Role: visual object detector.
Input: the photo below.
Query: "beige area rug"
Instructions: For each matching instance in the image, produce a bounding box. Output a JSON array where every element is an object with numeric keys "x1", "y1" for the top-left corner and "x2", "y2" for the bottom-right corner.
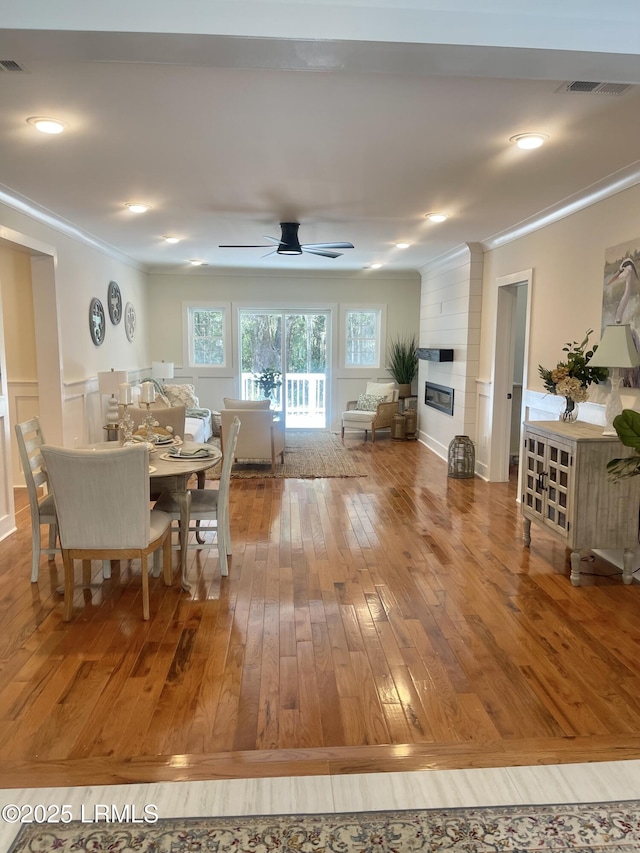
[
  {"x1": 9, "y1": 800, "x2": 640, "y2": 851},
  {"x1": 205, "y1": 429, "x2": 367, "y2": 479}
]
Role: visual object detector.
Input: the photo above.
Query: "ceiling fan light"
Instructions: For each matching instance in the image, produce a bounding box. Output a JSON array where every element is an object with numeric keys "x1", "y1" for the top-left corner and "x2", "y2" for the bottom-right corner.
[
  {"x1": 510, "y1": 132, "x2": 548, "y2": 150},
  {"x1": 277, "y1": 248, "x2": 302, "y2": 255},
  {"x1": 27, "y1": 116, "x2": 66, "y2": 134},
  {"x1": 425, "y1": 213, "x2": 448, "y2": 223}
]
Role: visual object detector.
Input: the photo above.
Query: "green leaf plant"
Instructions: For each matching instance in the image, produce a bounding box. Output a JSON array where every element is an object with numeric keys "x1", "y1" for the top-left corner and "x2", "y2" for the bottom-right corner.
[{"x1": 607, "y1": 409, "x2": 640, "y2": 482}]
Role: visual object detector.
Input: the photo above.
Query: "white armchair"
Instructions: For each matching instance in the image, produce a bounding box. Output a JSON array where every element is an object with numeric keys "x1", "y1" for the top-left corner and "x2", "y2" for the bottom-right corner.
[
  {"x1": 341, "y1": 381, "x2": 399, "y2": 442},
  {"x1": 221, "y1": 399, "x2": 285, "y2": 472}
]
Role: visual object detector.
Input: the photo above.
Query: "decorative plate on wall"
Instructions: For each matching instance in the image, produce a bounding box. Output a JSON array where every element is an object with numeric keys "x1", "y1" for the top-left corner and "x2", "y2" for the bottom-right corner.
[
  {"x1": 107, "y1": 280, "x2": 122, "y2": 325},
  {"x1": 89, "y1": 297, "x2": 106, "y2": 346},
  {"x1": 124, "y1": 302, "x2": 136, "y2": 341}
]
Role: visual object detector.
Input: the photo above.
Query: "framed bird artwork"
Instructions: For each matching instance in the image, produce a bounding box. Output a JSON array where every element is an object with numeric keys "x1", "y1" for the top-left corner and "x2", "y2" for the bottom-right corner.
[{"x1": 602, "y1": 237, "x2": 640, "y2": 388}]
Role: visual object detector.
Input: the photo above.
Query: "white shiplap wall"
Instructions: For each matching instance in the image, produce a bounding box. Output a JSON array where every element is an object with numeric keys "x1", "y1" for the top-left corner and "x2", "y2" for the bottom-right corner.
[{"x1": 417, "y1": 243, "x2": 483, "y2": 460}]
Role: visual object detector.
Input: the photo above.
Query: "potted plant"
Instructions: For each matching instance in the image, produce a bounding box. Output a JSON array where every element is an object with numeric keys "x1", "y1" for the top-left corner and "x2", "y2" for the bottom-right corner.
[
  {"x1": 387, "y1": 334, "x2": 418, "y2": 398},
  {"x1": 608, "y1": 409, "x2": 640, "y2": 481},
  {"x1": 254, "y1": 367, "x2": 282, "y2": 402}
]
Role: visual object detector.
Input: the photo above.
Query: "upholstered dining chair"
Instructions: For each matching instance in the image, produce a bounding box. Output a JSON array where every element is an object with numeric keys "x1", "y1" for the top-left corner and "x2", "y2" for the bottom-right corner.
[
  {"x1": 40, "y1": 444, "x2": 174, "y2": 621},
  {"x1": 15, "y1": 417, "x2": 58, "y2": 582},
  {"x1": 154, "y1": 416, "x2": 241, "y2": 576}
]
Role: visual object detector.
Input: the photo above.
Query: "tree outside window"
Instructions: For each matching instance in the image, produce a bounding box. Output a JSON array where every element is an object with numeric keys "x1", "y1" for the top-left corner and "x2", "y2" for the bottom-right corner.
[
  {"x1": 190, "y1": 308, "x2": 225, "y2": 365},
  {"x1": 346, "y1": 309, "x2": 379, "y2": 367}
]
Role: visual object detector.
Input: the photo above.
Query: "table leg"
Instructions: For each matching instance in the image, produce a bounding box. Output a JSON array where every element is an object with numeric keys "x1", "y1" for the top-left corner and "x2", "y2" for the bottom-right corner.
[
  {"x1": 523, "y1": 517, "x2": 531, "y2": 547},
  {"x1": 169, "y1": 487, "x2": 192, "y2": 591},
  {"x1": 622, "y1": 548, "x2": 635, "y2": 585},
  {"x1": 570, "y1": 551, "x2": 581, "y2": 586}
]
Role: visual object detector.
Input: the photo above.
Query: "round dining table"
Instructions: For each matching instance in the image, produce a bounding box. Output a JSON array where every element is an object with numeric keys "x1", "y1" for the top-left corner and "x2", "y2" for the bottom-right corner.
[{"x1": 85, "y1": 440, "x2": 222, "y2": 591}]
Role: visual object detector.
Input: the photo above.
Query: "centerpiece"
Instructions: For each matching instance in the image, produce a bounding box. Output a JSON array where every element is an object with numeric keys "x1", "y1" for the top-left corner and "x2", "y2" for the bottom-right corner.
[{"x1": 538, "y1": 329, "x2": 608, "y2": 422}]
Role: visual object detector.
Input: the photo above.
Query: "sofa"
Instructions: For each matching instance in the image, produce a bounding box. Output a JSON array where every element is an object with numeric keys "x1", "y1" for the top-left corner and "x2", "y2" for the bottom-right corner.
[
  {"x1": 130, "y1": 381, "x2": 213, "y2": 443},
  {"x1": 220, "y1": 398, "x2": 285, "y2": 471}
]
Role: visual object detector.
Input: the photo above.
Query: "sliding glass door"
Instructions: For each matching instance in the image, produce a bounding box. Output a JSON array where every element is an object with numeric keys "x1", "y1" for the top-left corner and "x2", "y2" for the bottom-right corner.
[{"x1": 239, "y1": 309, "x2": 329, "y2": 428}]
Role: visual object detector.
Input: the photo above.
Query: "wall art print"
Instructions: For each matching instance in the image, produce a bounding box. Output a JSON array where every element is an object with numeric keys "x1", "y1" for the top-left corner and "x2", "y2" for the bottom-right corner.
[{"x1": 602, "y1": 237, "x2": 640, "y2": 388}]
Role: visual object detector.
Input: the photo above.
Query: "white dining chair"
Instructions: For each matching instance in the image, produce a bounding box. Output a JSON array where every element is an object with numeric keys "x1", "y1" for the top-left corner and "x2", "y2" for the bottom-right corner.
[
  {"x1": 15, "y1": 417, "x2": 59, "y2": 582},
  {"x1": 154, "y1": 416, "x2": 240, "y2": 575},
  {"x1": 41, "y1": 444, "x2": 174, "y2": 621}
]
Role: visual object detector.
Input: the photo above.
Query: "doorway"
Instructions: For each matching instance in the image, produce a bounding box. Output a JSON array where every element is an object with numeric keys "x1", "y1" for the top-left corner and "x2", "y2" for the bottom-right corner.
[
  {"x1": 239, "y1": 309, "x2": 330, "y2": 428},
  {"x1": 488, "y1": 269, "x2": 532, "y2": 483}
]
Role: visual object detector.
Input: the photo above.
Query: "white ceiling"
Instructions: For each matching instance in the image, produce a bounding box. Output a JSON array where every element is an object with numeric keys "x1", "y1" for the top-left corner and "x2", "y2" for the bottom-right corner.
[{"x1": 1, "y1": 1, "x2": 640, "y2": 273}]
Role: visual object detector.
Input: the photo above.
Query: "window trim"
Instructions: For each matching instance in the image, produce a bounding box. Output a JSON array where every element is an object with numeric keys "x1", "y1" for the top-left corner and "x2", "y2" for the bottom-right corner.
[
  {"x1": 340, "y1": 304, "x2": 386, "y2": 370},
  {"x1": 182, "y1": 301, "x2": 232, "y2": 373}
]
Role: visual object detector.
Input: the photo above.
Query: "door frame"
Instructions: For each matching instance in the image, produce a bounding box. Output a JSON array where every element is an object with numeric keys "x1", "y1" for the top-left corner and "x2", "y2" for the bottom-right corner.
[{"x1": 488, "y1": 268, "x2": 532, "y2": 483}]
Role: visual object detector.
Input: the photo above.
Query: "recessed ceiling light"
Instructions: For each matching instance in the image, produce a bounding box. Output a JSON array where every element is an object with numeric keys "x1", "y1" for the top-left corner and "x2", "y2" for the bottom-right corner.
[
  {"x1": 189, "y1": 259, "x2": 207, "y2": 266},
  {"x1": 395, "y1": 242, "x2": 411, "y2": 249},
  {"x1": 370, "y1": 263, "x2": 383, "y2": 269},
  {"x1": 425, "y1": 213, "x2": 448, "y2": 223},
  {"x1": 125, "y1": 202, "x2": 151, "y2": 214},
  {"x1": 163, "y1": 236, "x2": 180, "y2": 244},
  {"x1": 509, "y1": 132, "x2": 548, "y2": 150},
  {"x1": 26, "y1": 116, "x2": 66, "y2": 134}
]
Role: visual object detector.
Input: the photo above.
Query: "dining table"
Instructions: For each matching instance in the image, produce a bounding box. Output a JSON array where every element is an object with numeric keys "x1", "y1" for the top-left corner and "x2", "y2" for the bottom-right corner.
[{"x1": 85, "y1": 439, "x2": 222, "y2": 591}]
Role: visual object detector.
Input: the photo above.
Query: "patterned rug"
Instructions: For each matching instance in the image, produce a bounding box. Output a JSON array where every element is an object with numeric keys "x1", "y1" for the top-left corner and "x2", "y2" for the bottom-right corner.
[
  {"x1": 205, "y1": 429, "x2": 367, "y2": 479},
  {"x1": 9, "y1": 801, "x2": 640, "y2": 851}
]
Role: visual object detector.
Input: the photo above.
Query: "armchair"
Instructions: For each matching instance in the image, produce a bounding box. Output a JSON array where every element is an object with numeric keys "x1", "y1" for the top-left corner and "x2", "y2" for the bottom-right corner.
[
  {"x1": 221, "y1": 405, "x2": 285, "y2": 472},
  {"x1": 341, "y1": 381, "x2": 399, "y2": 442}
]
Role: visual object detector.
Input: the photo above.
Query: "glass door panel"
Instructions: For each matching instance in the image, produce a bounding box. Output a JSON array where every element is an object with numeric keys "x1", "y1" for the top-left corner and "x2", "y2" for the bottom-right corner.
[{"x1": 239, "y1": 309, "x2": 329, "y2": 428}]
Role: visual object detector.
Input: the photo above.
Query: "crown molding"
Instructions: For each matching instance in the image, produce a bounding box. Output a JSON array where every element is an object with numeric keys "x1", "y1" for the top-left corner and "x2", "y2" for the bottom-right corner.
[{"x1": 0, "y1": 185, "x2": 144, "y2": 271}]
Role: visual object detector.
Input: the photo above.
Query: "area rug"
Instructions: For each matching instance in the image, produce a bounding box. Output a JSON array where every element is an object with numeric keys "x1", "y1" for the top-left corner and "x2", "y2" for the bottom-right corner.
[
  {"x1": 9, "y1": 800, "x2": 640, "y2": 851},
  {"x1": 205, "y1": 429, "x2": 367, "y2": 479}
]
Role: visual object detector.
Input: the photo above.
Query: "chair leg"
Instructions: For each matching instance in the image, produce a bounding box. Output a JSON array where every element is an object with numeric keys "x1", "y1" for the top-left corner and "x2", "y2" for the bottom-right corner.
[
  {"x1": 341, "y1": 424, "x2": 345, "y2": 439},
  {"x1": 372, "y1": 427, "x2": 376, "y2": 443},
  {"x1": 102, "y1": 559, "x2": 111, "y2": 579},
  {"x1": 82, "y1": 560, "x2": 92, "y2": 586},
  {"x1": 31, "y1": 525, "x2": 41, "y2": 583},
  {"x1": 141, "y1": 555, "x2": 150, "y2": 621},
  {"x1": 163, "y1": 532, "x2": 172, "y2": 586},
  {"x1": 48, "y1": 523, "x2": 57, "y2": 561},
  {"x1": 63, "y1": 552, "x2": 74, "y2": 622}
]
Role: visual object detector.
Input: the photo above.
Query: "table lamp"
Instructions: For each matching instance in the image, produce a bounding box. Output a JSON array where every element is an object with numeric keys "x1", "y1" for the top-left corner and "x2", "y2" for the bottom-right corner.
[
  {"x1": 97, "y1": 369, "x2": 128, "y2": 427},
  {"x1": 151, "y1": 361, "x2": 174, "y2": 382},
  {"x1": 589, "y1": 324, "x2": 640, "y2": 435}
]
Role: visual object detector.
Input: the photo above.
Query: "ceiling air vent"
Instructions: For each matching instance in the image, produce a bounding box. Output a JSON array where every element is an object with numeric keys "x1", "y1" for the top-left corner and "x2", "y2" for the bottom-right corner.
[
  {"x1": 0, "y1": 60, "x2": 26, "y2": 72},
  {"x1": 558, "y1": 80, "x2": 632, "y2": 95}
]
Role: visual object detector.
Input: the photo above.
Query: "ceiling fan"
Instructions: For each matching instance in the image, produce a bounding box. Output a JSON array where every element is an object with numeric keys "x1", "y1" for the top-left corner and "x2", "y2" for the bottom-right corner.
[{"x1": 219, "y1": 222, "x2": 354, "y2": 259}]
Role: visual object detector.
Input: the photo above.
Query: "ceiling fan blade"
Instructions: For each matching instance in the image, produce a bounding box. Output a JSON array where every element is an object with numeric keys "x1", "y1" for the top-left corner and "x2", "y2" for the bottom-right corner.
[
  {"x1": 261, "y1": 249, "x2": 278, "y2": 258},
  {"x1": 301, "y1": 241, "x2": 354, "y2": 250},
  {"x1": 303, "y1": 248, "x2": 342, "y2": 259},
  {"x1": 261, "y1": 235, "x2": 284, "y2": 245},
  {"x1": 218, "y1": 244, "x2": 274, "y2": 248}
]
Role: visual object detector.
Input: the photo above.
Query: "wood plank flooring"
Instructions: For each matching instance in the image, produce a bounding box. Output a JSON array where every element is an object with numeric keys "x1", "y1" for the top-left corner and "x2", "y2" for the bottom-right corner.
[{"x1": 2, "y1": 435, "x2": 640, "y2": 788}]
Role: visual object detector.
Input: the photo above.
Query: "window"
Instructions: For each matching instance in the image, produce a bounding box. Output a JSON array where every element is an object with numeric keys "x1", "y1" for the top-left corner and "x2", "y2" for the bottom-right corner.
[
  {"x1": 185, "y1": 304, "x2": 229, "y2": 368},
  {"x1": 345, "y1": 309, "x2": 381, "y2": 367}
]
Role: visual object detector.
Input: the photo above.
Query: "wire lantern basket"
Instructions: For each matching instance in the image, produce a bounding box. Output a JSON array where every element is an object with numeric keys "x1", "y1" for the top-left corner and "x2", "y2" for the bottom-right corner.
[{"x1": 447, "y1": 435, "x2": 475, "y2": 478}]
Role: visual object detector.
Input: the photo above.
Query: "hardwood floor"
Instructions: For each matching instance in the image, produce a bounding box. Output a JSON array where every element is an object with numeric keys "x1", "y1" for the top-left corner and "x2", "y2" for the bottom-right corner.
[{"x1": 2, "y1": 435, "x2": 640, "y2": 789}]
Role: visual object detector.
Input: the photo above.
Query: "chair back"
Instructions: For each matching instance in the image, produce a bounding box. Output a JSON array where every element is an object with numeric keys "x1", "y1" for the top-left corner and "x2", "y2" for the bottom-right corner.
[
  {"x1": 129, "y1": 405, "x2": 186, "y2": 438},
  {"x1": 218, "y1": 417, "x2": 241, "y2": 508},
  {"x1": 41, "y1": 444, "x2": 151, "y2": 550},
  {"x1": 15, "y1": 417, "x2": 48, "y2": 508},
  {"x1": 220, "y1": 409, "x2": 273, "y2": 458}
]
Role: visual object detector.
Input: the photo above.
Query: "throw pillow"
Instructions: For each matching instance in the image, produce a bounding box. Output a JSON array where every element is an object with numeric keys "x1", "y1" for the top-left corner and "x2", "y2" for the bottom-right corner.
[
  {"x1": 163, "y1": 383, "x2": 200, "y2": 408},
  {"x1": 149, "y1": 394, "x2": 171, "y2": 409},
  {"x1": 223, "y1": 397, "x2": 271, "y2": 410},
  {"x1": 356, "y1": 393, "x2": 385, "y2": 411},
  {"x1": 365, "y1": 381, "x2": 395, "y2": 402}
]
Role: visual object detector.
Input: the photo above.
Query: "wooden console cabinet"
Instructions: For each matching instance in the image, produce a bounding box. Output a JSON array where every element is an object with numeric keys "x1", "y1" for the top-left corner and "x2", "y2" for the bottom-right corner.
[{"x1": 521, "y1": 420, "x2": 640, "y2": 586}]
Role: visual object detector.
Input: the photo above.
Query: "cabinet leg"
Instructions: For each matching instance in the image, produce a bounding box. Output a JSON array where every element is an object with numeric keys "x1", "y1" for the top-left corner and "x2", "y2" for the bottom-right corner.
[
  {"x1": 570, "y1": 551, "x2": 582, "y2": 586},
  {"x1": 523, "y1": 517, "x2": 531, "y2": 547},
  {"x1": 622, "y1": 548, "x2": 635, "y2": 585}
]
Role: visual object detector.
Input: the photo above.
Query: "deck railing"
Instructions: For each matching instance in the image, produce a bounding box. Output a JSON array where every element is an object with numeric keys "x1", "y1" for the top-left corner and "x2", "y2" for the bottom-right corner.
[{"x1": 241, "y1": 373, "x2": 326, "y2": 418}]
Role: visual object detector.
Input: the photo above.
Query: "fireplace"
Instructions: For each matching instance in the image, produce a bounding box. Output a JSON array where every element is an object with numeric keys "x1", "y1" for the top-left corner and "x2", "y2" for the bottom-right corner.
[{"x1": 425, "y1": 382, "x2": 454, "y2": 416}]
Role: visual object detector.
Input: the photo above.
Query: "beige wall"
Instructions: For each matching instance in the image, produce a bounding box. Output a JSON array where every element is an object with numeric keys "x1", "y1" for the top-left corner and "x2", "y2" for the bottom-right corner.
[
  {"x1": 0, "y1": 247, "x2": 37, "y2": 381},
  {"x1": 147, "y1": 268, "x2": 421, "y2": 431},
  {"x1": 481, "y1": 182, "x2": 640, "y2": 416}
]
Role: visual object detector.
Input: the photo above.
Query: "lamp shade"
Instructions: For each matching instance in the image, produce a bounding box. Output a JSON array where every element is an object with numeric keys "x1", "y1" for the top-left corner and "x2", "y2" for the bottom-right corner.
[
  {"x1": 98, "y1": 369, "x2": 128, "y2": 395},
  {"x1": 151, "y1": 360, "x2": 174, "y2": 380},
  {"x1": 590, "y1": 324, "x2": 640, "y2": 368}
]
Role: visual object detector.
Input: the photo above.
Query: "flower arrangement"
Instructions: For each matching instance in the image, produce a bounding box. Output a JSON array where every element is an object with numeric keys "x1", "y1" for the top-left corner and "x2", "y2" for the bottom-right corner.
[
  {"x1": 254, "y1": 367, "x2": 282, "y2": 401},
  {"x1": 538, "y1": 329, "x2": 608, "y2": 420}
]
